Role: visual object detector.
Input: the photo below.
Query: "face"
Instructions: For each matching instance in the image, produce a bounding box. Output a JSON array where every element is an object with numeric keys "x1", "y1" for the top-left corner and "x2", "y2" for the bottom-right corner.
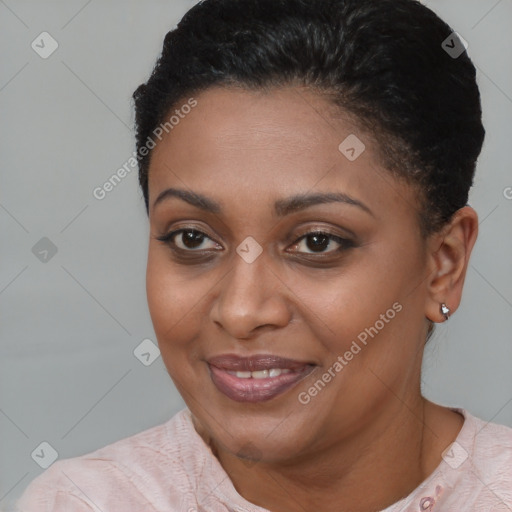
[{"x1": 146, "y1": 85, "x2": 431, "y2": 463}]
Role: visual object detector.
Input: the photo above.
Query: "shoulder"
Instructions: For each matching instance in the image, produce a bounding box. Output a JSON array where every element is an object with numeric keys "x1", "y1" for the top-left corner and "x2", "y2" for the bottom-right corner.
[
  {"x1": 451, "y1": 409, "x2": 512, "y2": 508},
  {"x1": 468, "y1": 411, "x2": 512, "y2": 474},
  {"x1": 15, "y1": 408, "x2": 201, "y2": 512}
]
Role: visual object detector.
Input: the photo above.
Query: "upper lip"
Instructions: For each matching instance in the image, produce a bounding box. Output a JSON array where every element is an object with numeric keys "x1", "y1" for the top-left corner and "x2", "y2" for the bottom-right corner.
[{"x1": 207, "y1": 354, "x2": 314, "y2": 372}]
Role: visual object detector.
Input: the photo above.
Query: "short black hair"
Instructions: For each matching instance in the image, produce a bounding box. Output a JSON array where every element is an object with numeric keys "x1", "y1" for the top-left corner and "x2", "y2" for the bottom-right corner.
[{"x1": 133, "y1": 0, "x2": 485, "y2": 237}]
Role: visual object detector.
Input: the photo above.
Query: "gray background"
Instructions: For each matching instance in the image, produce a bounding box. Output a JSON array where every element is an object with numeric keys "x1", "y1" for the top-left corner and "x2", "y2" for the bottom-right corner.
[{"x1": 1, "y1": 0, "x2": 511, "y2": 508}]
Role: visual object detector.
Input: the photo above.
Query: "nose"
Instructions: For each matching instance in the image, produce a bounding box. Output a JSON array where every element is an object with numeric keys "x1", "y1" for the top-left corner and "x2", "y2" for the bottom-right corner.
[{"x1": 209, "y1": 250, "x2": 292, "y2": 340}]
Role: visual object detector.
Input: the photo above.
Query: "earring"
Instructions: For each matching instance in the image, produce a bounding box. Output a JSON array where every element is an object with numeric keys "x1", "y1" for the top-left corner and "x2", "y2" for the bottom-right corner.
[{"x1": 440, "y1": 303, "x2": 450, "y2": 321}]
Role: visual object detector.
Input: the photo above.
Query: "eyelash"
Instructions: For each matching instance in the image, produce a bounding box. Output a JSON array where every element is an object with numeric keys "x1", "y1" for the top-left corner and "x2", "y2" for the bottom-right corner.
[{"x1": 155, "y1": 227, "x2": 355, "y2": 259}]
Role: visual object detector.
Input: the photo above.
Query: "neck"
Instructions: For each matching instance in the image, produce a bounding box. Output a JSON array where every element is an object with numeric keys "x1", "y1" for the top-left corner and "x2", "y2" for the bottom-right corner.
[{"x1": 210, "y1": 397, "x2": 441, "y2": 512}]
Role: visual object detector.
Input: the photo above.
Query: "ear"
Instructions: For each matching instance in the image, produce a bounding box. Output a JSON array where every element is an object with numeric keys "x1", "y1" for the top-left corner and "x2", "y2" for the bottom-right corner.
[{"x1": 424, "y1": 206, "x2": 479, "y2": 323}]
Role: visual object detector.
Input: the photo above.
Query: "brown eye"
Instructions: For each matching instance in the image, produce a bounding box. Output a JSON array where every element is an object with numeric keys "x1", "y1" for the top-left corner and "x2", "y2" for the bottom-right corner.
[
  {"x1": 291, "y1": 231, "x2": 354, "y2": 255},
  {"x1": 157, "y1": 229, "x2": 220, "y2": 252},
  {"x1": 176, "y1": 230, "x2": 207, "y2": 250}
]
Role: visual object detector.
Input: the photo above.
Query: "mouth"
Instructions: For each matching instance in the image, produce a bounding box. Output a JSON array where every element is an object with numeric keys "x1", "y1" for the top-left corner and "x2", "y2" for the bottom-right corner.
[{"x1": 207, "y1": 354, "x2": 317, "y2": 403}]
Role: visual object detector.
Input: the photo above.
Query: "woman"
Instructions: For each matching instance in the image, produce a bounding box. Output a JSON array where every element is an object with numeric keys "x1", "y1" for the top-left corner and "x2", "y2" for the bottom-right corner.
[{"x1": 15, "y1": 0, "x2": 512, "y2": 510}]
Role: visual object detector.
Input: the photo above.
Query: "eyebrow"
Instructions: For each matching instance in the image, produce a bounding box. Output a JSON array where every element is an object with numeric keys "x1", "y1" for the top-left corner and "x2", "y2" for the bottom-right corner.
[{"x1": 152, "y1": 187, "x2": 374, "y2": 217}]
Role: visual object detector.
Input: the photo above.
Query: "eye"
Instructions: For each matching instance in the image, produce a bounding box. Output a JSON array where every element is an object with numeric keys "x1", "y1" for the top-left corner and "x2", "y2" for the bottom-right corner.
[
  {"x1": 156, "y1": 227, "x2": 354, "y2": 259},
  {"x1": 289, "y1": 231, "x2": 354, "y2": 255},
  {"x1": 156, "y1": 228, "x2": 220, "y2": 252}
]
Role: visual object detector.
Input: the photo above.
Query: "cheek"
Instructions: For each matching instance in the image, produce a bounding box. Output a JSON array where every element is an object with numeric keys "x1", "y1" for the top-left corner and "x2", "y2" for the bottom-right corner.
[
  {"x1": 145, "y1": 250, "x2": 212, "y2": 396},
  {"x1": 288, "y1": 256, "x2": 408, "y2": 351},
  {"x1": 290, "y1": 246, "x2": 426, "y2": 404},
  {"x1": 145, "y1": 248, "x2": 205, "y2": 349}
]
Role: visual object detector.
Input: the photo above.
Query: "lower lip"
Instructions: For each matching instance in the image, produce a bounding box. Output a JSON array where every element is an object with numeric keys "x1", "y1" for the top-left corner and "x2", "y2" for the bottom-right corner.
[{"x1": 208, "y1": 364, "x2": 315, "y2": 403}]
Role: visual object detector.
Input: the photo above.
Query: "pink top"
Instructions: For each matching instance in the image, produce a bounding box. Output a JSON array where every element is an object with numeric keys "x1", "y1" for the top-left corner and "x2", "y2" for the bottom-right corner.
[{"x1": 15, "y1": 407, "x2": 512, "y2": 511}]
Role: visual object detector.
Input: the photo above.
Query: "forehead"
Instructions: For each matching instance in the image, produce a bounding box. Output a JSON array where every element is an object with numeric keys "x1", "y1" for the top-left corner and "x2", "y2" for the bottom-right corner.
[
  {"x1": 147, "y1": 85, "x2": 417, "y2": 221},
  {"x1": 152, "y1": 86, "x2": 347, "y2": 172}
]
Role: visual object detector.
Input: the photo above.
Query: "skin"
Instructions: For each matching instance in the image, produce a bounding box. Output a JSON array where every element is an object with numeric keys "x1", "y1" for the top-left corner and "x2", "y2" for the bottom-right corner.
[{"x1": 145, "y1": 85, "x2": 478, "y2": 512}]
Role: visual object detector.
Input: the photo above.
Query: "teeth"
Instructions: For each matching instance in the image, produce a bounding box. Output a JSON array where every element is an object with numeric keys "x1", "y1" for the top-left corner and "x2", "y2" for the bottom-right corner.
[
  {"x1": 233, "y1": 368, "x2": 292, "y2": 379},
  {"x1": 234, "y1": 371, "x2": 252, "y2": 379},
  {"x1": 251, "y1": 370, "x2": 269, "y2": 379}
]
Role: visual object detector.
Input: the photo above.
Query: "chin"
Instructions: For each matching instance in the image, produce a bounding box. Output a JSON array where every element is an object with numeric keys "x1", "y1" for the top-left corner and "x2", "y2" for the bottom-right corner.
[{"x1": 193, "y1": 403, "x2": 314, "y2": 463}]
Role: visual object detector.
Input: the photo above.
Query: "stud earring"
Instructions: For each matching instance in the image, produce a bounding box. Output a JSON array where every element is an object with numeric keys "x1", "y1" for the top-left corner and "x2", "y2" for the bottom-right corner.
[{"x1": 440, "y1": 303, "x2": 450, "y2": 321}]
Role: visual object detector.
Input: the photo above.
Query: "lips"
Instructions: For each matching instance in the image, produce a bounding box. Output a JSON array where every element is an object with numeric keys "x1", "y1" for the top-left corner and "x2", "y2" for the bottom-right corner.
[
  {"x1": 207, "y1": 354, "x2": 316, "y2": 403},
  {"x1": 208, "y1": 354, "x2": 312, "y2": 372}
]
